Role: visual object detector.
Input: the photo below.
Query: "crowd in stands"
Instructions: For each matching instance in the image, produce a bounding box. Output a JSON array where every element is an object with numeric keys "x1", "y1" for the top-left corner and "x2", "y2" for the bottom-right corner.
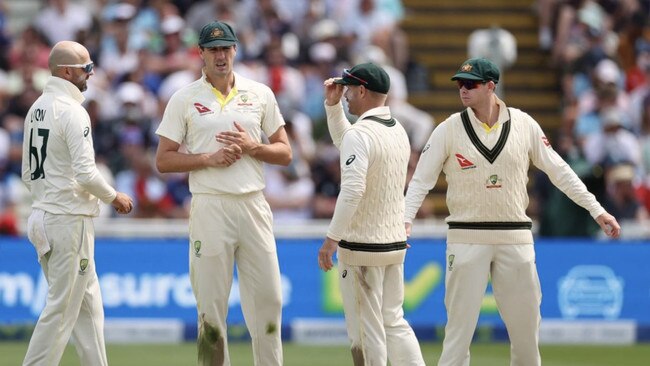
[
  {"x1": 0, "y1": 0, "x2": 433, "y2": 234},
  {"x1": 2, "y1": 0, "x2": 649, "y2": 237},
  {"x1": 535, "y1": 0, "x2": 650, "y2": 235}
]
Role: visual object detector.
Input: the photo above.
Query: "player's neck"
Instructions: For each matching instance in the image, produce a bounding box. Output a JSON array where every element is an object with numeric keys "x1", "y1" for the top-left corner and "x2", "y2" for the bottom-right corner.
[
  {"x1": 207, "y1": 72, "x2": 235, "y2": 96},
  {"x1": 472, "y1": 98, "x2": 499, "y2": 127}
]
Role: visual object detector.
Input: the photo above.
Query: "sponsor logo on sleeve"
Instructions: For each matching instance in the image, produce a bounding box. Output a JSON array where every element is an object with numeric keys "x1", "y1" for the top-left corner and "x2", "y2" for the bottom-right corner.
[{"x1": 345, "y1": 155, "x2": 356, "y2": 166}]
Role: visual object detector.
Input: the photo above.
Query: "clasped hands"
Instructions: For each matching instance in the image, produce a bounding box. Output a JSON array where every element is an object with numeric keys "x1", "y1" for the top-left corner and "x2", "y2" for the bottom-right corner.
[{"x1": 212, "y1": 121, "x2": 255, "y2": 167}]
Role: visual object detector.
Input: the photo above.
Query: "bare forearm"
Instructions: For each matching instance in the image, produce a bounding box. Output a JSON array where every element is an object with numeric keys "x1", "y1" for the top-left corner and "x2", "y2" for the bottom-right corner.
[
  {"x1": 249, "y1": 142, "x2": 292, "y2": 166},
  {"x1": 156, "y1": 150, "x2": 210, "y2": 173}
]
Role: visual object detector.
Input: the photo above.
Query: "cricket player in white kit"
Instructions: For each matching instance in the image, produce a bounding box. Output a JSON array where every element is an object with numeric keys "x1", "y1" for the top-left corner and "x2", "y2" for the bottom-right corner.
[
  {"x1": 21, "y1": 41, "x2": 133, "y2": 366},
  {"x1": 404, "y1": 57, "x2": 621, "y2": 366},
  {"x1": 155, "y1": 21, "x2": 291, "y2": 366},
  {"x1": 318, "y1": 63, "x2": 425, "y2": 366}
]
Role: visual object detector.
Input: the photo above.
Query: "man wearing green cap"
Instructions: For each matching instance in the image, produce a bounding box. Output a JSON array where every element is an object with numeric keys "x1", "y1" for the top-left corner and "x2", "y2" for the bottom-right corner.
[
  {"x1": 318, "y1": 62, "x2": 425, "y2": 365},
  {"x1": 155, "y1": 20, "x2": 291, "y2": 366},
  {"x1": 404, "y1": 57, "x2": 621, "y2": 366}
]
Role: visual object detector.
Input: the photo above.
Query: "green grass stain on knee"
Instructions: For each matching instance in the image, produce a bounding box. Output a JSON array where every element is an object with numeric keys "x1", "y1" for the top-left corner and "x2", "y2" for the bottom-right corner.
[
  {"x1": 198, "y1": 314, "x2": 225, "y2": 366},
  {"x1": 266, "y1": 322, "x2": 277, "y2": 335},
  {"x1": 351, "y1": 346, "x2": 364, "y2": 366}
]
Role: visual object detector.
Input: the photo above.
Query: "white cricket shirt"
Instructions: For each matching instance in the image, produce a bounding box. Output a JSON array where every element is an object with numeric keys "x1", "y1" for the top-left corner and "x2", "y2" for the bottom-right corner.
[
  {"x1": 21, "y1": 76, "x2": 117, "y2": 216},
  {"x1": 156, "y1": 71, "x2": 285, "y2": 195},
  {"x1": 405, "y1": 97, "x2": 606, "y2": 244}
]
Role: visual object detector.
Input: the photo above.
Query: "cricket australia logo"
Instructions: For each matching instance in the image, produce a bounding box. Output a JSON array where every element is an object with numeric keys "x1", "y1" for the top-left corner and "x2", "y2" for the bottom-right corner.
[
  {"x1": 448, "y1": 254, "x2": 455, "y2": 271},
  {"x1": 238, "y1": 93, "x2": 252, "y2": 106},
  {"x1": 79, "y1": 258, "x2": 88, "y2": 275},
  {"x1": 194, "y1": 240, "x2": 202, "y2": 258},
  {"x1": 486, "y1": 174, "x2": 502, "y2": 189}
]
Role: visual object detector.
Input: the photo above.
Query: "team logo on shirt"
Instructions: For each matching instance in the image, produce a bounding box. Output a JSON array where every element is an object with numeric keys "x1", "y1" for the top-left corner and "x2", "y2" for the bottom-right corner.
[
  {"x1": 448, "y1": 254, "x2": 455, "y2": 271},
  {"x1": 237, "y1": 94, "x2": 252, "y2": 106},
  {"x1": 194, "y1": 240, "x2": 202, "y2": 257},
  {"x1": 345, "y1": 155, "x2": 356, "y2": 166},
  {"x1": 455, "y1": 153, "x2": 476, "y2": 170},
  {"x1": 485, "y1": 174, "x2": 502, "y2": 189},
  {"x1": 542, "y1": 136, "x2": 551, "y2": 147},
  {"x1": 79, "y1": 258, "x2": 88, "y2": 275},
  {"x1": 193, "y1": 103, "x2": 213, "y2": 115}
]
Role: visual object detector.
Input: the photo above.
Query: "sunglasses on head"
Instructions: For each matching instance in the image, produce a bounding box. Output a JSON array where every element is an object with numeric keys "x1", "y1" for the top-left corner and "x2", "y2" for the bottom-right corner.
[
  {"x1": 57, "y1": 62, "x2": 94, "y2": 74},
  {"x1": 456, "y1": 79, "x2": 486, "y2": 90},
  {"x1": 342, "y1": 69, "x2": 368, "y2": 85}
]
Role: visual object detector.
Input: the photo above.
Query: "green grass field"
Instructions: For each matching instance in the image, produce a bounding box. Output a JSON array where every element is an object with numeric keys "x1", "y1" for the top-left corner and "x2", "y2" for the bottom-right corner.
[{"x1": 2, "y1": 341, "x2": 650, "y2": 365}]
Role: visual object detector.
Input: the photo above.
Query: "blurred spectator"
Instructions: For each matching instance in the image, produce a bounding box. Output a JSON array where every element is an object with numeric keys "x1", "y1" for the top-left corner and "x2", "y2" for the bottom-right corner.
[
  {"x1": 99, "y1": 3, "x2": 140, "y2": 82},
  {"x1": 310, "y1": 145, "x2": 340, "y2": 219},
  {"x1": 338, "y1": 0, "x2": 409, "y2": 72},
  {"x1": 300, "y1": 41, "x2": 341, "y2": 135},
  {"x1": 144, "y1": 15, "x2": 201, "y2": 77},
  {"x1": 33, "y1": 0, "x2": 93, "y2": 46},
  {"x1": 468, "y1": 26, "x2": 517, "y2": 98},
  {"x1": 115, "y1": 148, "x2": 175, "y2": 218},
  {"x1": 356, "y1": 45, "x2": 434, "y2": 151},
  {"x1": 264, "y1": 162, "x2": 315, "y2": 221},
  {"x1": 535, "y1": 132, "x2": 603, "y2": 237},
  {"x1": 582, "y1": 107, "x2": 641, "y2": 168},
  {"x1": 8, "y1": 25, "x2": 51, "y2": 70},
  {"x1": 602, "y1": 163, "x2": 648, "y2": 221}
]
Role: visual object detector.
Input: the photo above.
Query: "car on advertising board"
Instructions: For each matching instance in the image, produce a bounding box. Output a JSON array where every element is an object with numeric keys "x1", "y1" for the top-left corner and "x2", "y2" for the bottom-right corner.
[{"x1": 558, "y1": 265, "x2": 624, "y2": 320}]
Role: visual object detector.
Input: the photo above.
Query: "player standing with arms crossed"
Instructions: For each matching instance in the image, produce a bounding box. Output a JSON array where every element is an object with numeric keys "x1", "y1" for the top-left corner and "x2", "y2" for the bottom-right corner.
[
  {"x1": 155, "y1": 21, "x2": 291, "y2": 366},
  {"x1": 21, "y1": 41, "x2": 133, "y2": 366},
  {"x1": 404, "y1": 57, "x2": 621, "y2": 366},
  {"x1": 318, "y1": 62, "x2": 425, "y2": 366}
]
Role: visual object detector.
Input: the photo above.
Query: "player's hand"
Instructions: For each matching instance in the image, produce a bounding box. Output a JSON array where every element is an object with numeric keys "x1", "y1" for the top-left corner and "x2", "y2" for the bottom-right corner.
[
  {"x1": 318, "y1": 237, "x2": 338, "y2": 272},
  {"x1": 596, "y1": 212, "x2": 621, "y2": 238},
  {"x1": 112, "y1": 192, "x2": 133, "y2": 215},
  {"x1": 323, "y1": 78, "x2": 344, "y2": 106},
  {"x1": 216, "y1": 122, "x2": 257, "y2": 154},
  {"x1": 208, "y1": 144, "x2": 242, "y2": 167}
]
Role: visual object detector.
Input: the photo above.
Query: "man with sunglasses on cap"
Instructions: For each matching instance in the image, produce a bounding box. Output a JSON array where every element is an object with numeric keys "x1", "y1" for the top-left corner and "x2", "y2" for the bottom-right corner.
[
  {"x1": 318, "y1": 62, "x2": 425, "y2": 365},
  {"x1": 155, "y1": 21, "x2": 291, "y2": 366},
  {"x1": 404, "y1": 57, "x2": 621, "y2": 366},
  {"x1": 21, "y1": 41, "x2": 133, "y2": 366}
]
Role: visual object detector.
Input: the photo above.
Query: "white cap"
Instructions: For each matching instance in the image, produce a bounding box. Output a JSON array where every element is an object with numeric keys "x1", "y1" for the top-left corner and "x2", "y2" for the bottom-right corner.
[
  {"x1": 309, "y1": 42, "x2": 336, "y2": 63},
  {"x1": 116, "y1": 82, "x2": 144, "y2": 104},
  {"x1": 310, "y1": 19, "x2": 340, "y2": 41},
  {"x1": 595, "y1": 59, "x2": 621, "y2": 84},
  {"x1": 113, "y1": 3, "x2": 136, "y2": 21},
  {"x1": 161, "y1": 15, "x2": 184, "y2": 35}
]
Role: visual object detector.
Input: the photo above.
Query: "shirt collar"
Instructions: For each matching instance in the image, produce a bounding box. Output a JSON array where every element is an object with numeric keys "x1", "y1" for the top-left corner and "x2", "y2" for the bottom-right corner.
[
  {"x1": 44, "y1": 76, "x2": 85, "y2": 104},
  {"x1": 358, "y1": 106, "x2": 391, "y2": 122}
]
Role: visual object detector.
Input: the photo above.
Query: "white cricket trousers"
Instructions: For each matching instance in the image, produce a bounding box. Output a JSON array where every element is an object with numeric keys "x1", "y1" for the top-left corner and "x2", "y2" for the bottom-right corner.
[
  {"x1": 438, "y1": 243, "x2": 541, "y2": 366},
  {"x1": 338, "y1": 262, "x2": 425, "y2": 366},
  {"x1": 23, "y1": 210, "x2": 107, "y2": 366},
  {"x1": 189, "y1": 192, "x2": 282, "y2": 366}
]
